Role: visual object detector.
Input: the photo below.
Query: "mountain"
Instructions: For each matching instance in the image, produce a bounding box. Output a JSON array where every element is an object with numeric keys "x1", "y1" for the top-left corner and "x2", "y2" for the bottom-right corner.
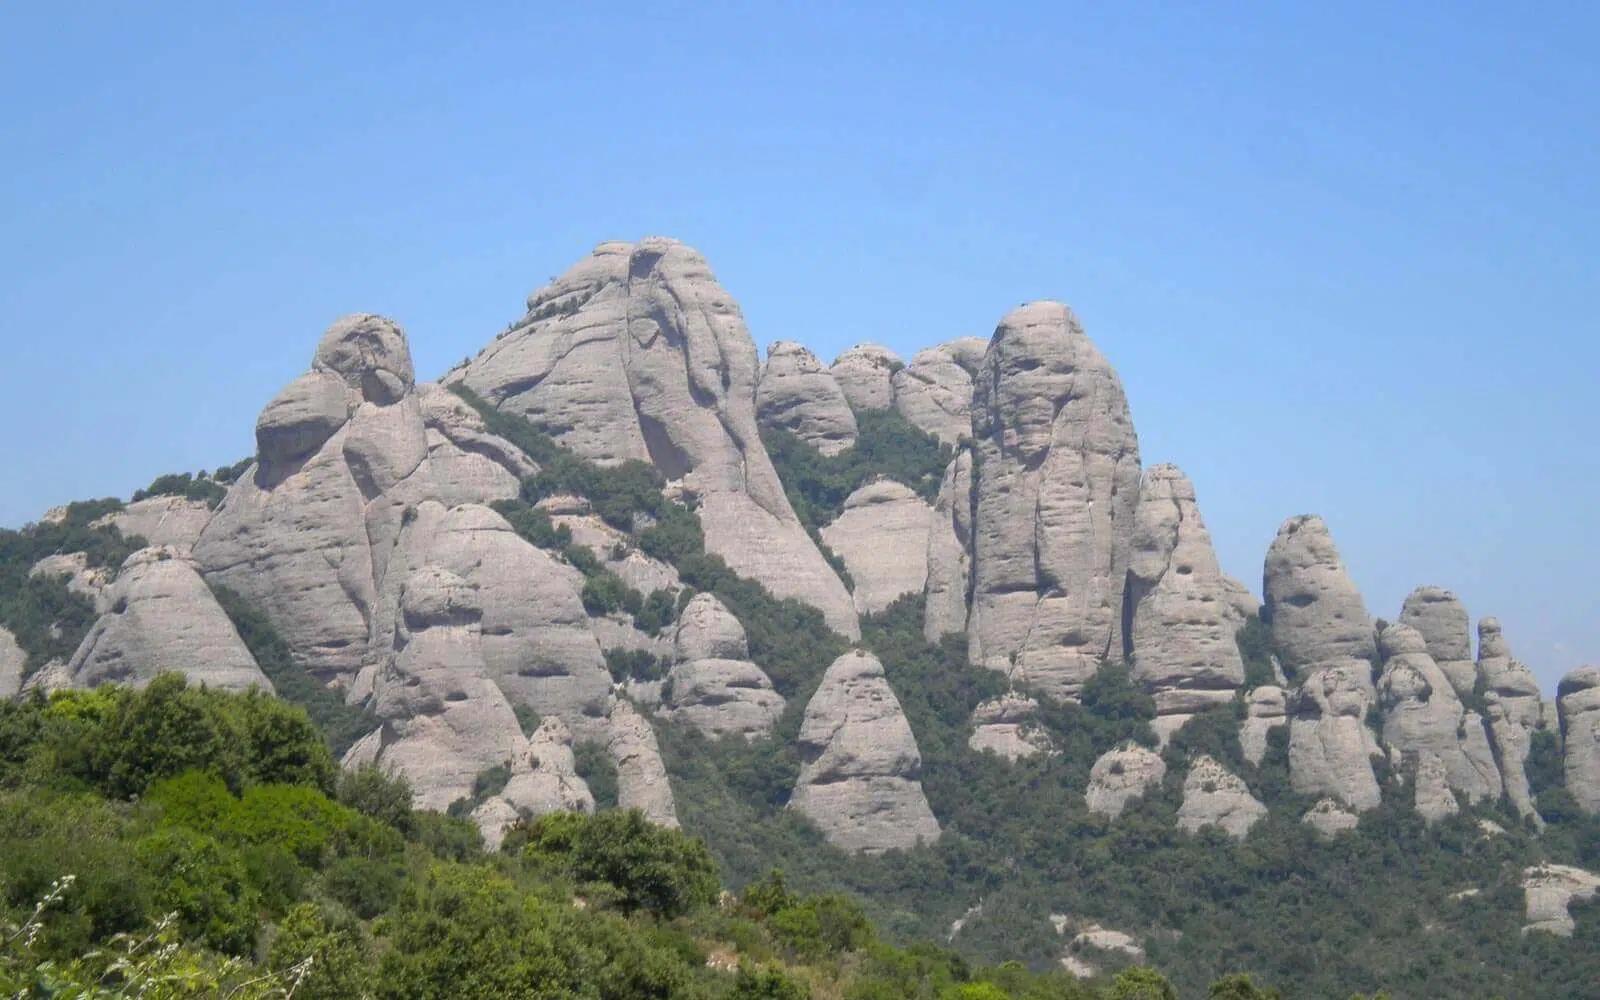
[{"x1": 2, "y1": 237, "x2": 1597, "y2": 998}]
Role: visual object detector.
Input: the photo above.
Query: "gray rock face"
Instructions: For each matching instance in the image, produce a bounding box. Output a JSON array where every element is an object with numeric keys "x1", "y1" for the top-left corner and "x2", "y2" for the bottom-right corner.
[
  {"x1": 968, "y1": 302, "x2": 1142, "y2": 701},
  {"x1": 1126, "y1": 465, "x2": 1245, "y2": 730},
  {"x1": 1287, "y1": 658, "x2": 1382, "y2": 811},
  {"x1": 830, "y1": 344, "x2": 902, "y2": 411},
  {"x1": 757, "y1": 341, "x2": 857, "y2": 456},
  {"x1": 314, "y1": 313, "x2": 416, "y2": 405},
  {"x1": 1085, "y1": 744, "x2": 1166, "y2": 819},
  {"x1": 456, "y1": 239, "x2": 858, "y2": 639},
  {"x1": 1477, "y1": 617, "x2": 1548, "y2": 822},
  {"x1": 66, "y1": 547, "x2": 270, "y2": 694},
  {"x1": 1262, "y1": 516, "x2": 1377, "y2": 675},
  {"x1": 30, "y1": 552, "x2": 113, "y2": 608},
  {"x1": 0, "y1": 626, "x2": 26, "y2": 698},
  {"x1": 939, "y1": 337, "x2": 990, "y2": 376},
  {"x1": 673, "y1": 593, "x2": 748, "y2": 662},
  {"x1": 1178, "y1": 755, "x2": 1267, "y2": 839},
  {"x1": 791, "y1": 651, "x2": 940, "y2": 853},
  {"x1": 1522, "y1": 864, "x2": 1600, "y2": 936},
  {"x1": 474, "y1": 715, "x2": 596, "y2": 849},
  {"x1": 606, "y1": 700, "x2": 679, "y2": 827},
  {"x1": 100, "y1": 497, "x2": 215, "y2": 553},
  {"x1": 968, "y1": 693, "x2": 1053, "y2": 761},
  {"x1": 1239, "y1": 685, "x2": 1288, "y2": 766},
  {"x1": 416, "y1": 384, "x2": 534, "y2": 507},
  {"x1": 1398, "y1": 587, "x2": 1476, "y2": 697},
  {"x1": 1558, "y1": 667, "x2": 1600, "y2": 813},
  {"x1": 1375, "y1": 624, "x2": 1502, "y2": 821},
  {"x1": 891, "y1": 344, "x2": 974, "y2": 447},
  {"x1": 820, "y1": 481, "x2": 933, "y2": 615},
  {"x1": 1221, "y1": 576, "x2": 1260, "y2": 624},
  {"x1": 660, "y1": 594, "x2": 784, "y2": 740},
  {"x1": 923, "y1": 450, "x2": 974, "y2": 643},
  {"x1": 1302, "y1": 798, "x2": 1360, "y2": 838}
]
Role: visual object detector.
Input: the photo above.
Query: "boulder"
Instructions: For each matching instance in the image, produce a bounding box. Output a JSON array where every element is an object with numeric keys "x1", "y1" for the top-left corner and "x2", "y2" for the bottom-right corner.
[
  {"x1": 1398, "y1": 587, "x2": 1476, "y2": 697},
  {"x1": 660, "y1": 595, "x2": 785, "y2": 739},
  {"x1": 606, "y1": 700, "x2": 679, "y2": 827},
  {"x1": 1558, "y1": 667, "x2": 1600, "y2": 813},
  {"x1": 968, "y1": 693, "x2": 1053, "y2": 761},
  {"x1": 1085, "y1": 744, "x2": 1166, "y2": 819},
  {"x1": 673, "y1": 593, "x2": 748, "y2": 661},
  {"x1": 1126, "y1": 465, "x2": 1245, "y2": 731},
  {"x1": 756, "y1": 341, "x2": 857, "y2": 456},
  {"x1": 968, "y1": 302, "x2": 1142, "y2": 701},
  {"x1": 1375, "y1": 623, "x2": 1502, "y2": 820},
  {"x1": 1239, "y1": 685, "x2": 1288, "y2": 766},
  {"x1": 1262, "y1": 516, "x2": 1377, "y2": 676},
  {"x1": 891, "y1": 344, "x2": 974, "y2": 447},
  {"x1": 65, "y1": 547, "x2": 271, "y2": 694},
  {"x1": 820, "y1": 481, "x2": 933, "y2": 615},
  {"x1": 923, "y1": 449, "x2": 974, "y2": 643},
  {"x1": 1178, "y1": 755, "x2": 1267, "y2": 839},
  {"x1": 456, "y1": 239, "x2": 858, "y2": 639},
  {"x1": 99, "y1": 496, "x2": 215, "y2": 553},
  {"x1": 253, "y1": 371, "x2": 353, "y2": 470},
  {"x1": 1302, "y1": 798, "x2": 1360, "y2": 838},
  {"x1": 0, "y1": 626, "x2": 25, "y2": 698},
  {"x1": 1522, "y1": 864, "x2": 1600, "y2": 936},
  {"x1": 791, "y1": 651, "x2": 940, "y2": 852},
  {"x1": 830, "y1": 344, "x2": 902, "y2": 411},
  {"x1": 1286, "y1": 658, "x2": 1382, "y2": 811},
  {"x1": 1476, "y1": 618, "x2": 1548, "y2": 822}
]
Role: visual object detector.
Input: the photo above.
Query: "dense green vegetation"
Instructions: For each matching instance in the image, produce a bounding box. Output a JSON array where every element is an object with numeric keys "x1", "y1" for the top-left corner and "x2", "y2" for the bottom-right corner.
[{"x1": 130, "y1": 470, "x2": 229, "y2": 508}]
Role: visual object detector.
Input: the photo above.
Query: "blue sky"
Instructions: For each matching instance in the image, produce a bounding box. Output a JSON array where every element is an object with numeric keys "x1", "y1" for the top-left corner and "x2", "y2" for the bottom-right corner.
[{"x1": 1, "y1": 2, "x2": 1595, "y2": 691}]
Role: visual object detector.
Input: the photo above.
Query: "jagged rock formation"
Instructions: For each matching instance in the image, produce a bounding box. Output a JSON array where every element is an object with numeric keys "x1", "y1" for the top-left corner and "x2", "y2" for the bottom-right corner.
[
  {"x1": 790, "y1": 651, "x2": 940, "y2": 852},
  {"x1": 1375, "y1": 623, "x2": 1501, "y2": 821},
  {"x1": 1085, "y1": 744, "x2": 1166, "y2": 819},
  {"x1": 1262, "y1": 516, "x2": 1377, "y2": 675},
  {"x1": 756, "y1": 341, "x2": 857, "y2": 456},
  {"x1": 1178, "y1": 756, "x2": 1267, "y2": 839},
  {"x1": 1221, "y1": 576, "x2": 1260, "y2": 624},
  {"x1": 1126, "y1": 465, "x2": 1245, "y2": 736},
  {"x1": 1240, "y1": 686, "x2": 1287, "y2": 766},
  {"x1": 607, "y1": 700, "x2": 679, "y2": 827},
  {"x1": 968, "y1": 302, "x2": 1142, "y2": 701},
  {"x1": 659, "y1": 593, "x2": 784, "y2": 739},
  {"x1": 820, "y1": 481, "x2": 933, "y2": 615},
  {"x1": 65, "y1": 547, "x2": 270, "y2": 693},
  {"x1": 968, "y1": 693, "x2": 1053, "y2": 761},
  {"x1": 1301, "y1": 798, "x2": 1360, "y2": 838},
  {"x1": 1521, "y1": 864, "x2": 1600, "y2": 936},
  {"x1": 455, "y1": 239, "x2": 859, "y2": 639},
  {"x1": 1559, "y1": 667, "x2": 1600, "y2": 813},
  {"x1": 923, "y1": 449, "x2": 974, "y2": 643},
  {"x1": 1398, "y1": 587, "x2": 1476, "y2": 697},
  {"x1": 1476, "y1": 618, "x2": 1547, "y2": 823},
  {"x1": 1287, "y1": 659, "x2": 1382, "y2": 811},
  {"x1": 473, "y1": 716, "x2": 596, "y2": 850},
  {"x1": 0, "y1": 626, "x2": 25, "y2": 698},
  {"x1": 829, "y1": 344, "x2": 901, "y2": 411},
  {"x1": 31, "y1": 552, "x2": 112, "y2": 607},
  {"x1": 891, "y1": 344, "x2": 975, "y2": 447},
  {"x1": 100, "y1": 497, "x2": 214, "y2": 552}
]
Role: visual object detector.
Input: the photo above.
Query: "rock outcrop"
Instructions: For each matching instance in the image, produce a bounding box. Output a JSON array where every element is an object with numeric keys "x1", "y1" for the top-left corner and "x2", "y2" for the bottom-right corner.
[
  {"x1": 455, "y1": 239, "x2": 858, "y2": 639},
  {"x1": 968, "y1": 693, "x2": 1053, "y2": 761},
  {"x1": 30, "y1": 552, "x2": 113, "y2": 608},
  {"x1": 1240, "y1": 685, "x2": 1288, "y2": 765},
  {"x1": 820, "y1": 481, "x2": 933, "y2": 615},
  {"x1": 1262, "y1": 516, "x2": 1377, "y2": 675},
  {"x1": 790, "y1": 651, "x2": 940, "y2": 853},
  {"x1": 1085, "y1": 744, "x2": 1166, "y2": 819},
  {"x1": 1398, "y1": 587, "x2": 1476, "y2": 697},
  {"x1": 100, "y1": 497, "x2": 215, "y2": 553},
  {"x1": 659, "y1": 594, "x2": 784, "y2": 740},
  {"x1": 1375, "y1": 623, "x2": 1501, "y2": 821},
  {"x1": 1558, "y1": 667, "x2": 1600, "y2": 814},
  {"x1": 65, "y1": 547, "x2": 270, "y2": 693},
  {"x1": 830, "y1": 344, "x2": 901, "y2": 411},
  {"x1": 1521, "y1": 864, "x2": 1600, "y2": 936},
  {"x1": 0, "y1": 626, "x2": 25, "y2": 698},
  {"x1": 1126, "y1": 465, "x2": 1245, "y2": 734},
  {"x1": 473, "y1": 716, "x2": 595, "y2": 850},
  {"x1": 606, "y1": 700, "x2": 679, "y2": 827},
  {"x1": 1286, "y1": 659, "x2": 1382, "y2": 811},
  {"x1": 757, "y1": 341, "x2": 857, "y2": 456},
  {"x1": 1301, "y1": 798, "x2": 1360, "y2": 838},
  {"x1": 968, "y1": 302, "x2": 1142, "y2": 701},
  {"x1": 1178, "y1": 755, "x2": 1267, "y2": 839},
  {"x1": 891, "y1": 344, "x2": 975, "y2": 447},
  {"x1": 1476, "y1": 618, "x2": 1547, "y2": 822},
  {"x1": 923, "y1": 450, "x2": 974, "y2": 643}
]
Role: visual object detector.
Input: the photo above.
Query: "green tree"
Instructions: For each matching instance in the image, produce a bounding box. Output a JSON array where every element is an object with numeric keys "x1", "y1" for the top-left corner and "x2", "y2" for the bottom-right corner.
[
  {"x1": 519, "y1": 809, "x2": 719, "y2": 918},
  {"x1": 133, "y1": 827, "x2": 258, "y2": 955},
  {"x1": 1106, "y1": 967, "x2": 1178, "y2": 1000},
  {"x1": 266, "y1": 903, "x2": 374, "y2": 1000}
]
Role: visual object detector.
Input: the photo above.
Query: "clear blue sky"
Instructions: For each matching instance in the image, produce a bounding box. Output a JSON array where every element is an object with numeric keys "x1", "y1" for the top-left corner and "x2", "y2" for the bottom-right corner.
[{"x1": 1, "y1": 3, "x2": 1594, "y2": 691}]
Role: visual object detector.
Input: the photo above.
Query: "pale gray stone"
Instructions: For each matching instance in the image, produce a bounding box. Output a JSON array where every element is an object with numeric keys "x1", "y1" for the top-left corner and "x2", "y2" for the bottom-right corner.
[
  {"x1": 674, "y1": 593, "x2": 748, "y2": 661},
  {"x1": 254, "y1": 371, "x2": 354, "y2": 471},
  {"x1": 1287, "y1": 658, "x2": 1382, "y2": 811},
  {"x1": 1221, "y1": 575, "x2": 1261, "y2": 624},
  {"x1": 968, "y1": 693, "x2": 1053, "y2": 761},
  {"x1": 1178, "y1": 755, "x2": 1267, "y2": 839},
  {"x1": 30, "y1": 552, "x2": 113, "y2": 609},
  {"x1": 100, "y1": 497, "x2": 215, "y2": 553},
  {"x1": 1522, "y1": 864, "x2": 1600, "y2": 936},
  {"x1": 1240, "y1": 685, "x2": 1288, "y2": 766},
  {"x1": 1085, "y1": 743, "x2": 1166, "y2": 819},
  {"x1": 891, "y1": 344, "x2": 974, "y2": 447},
  {"x1": 0, "y1": 626, "x2": 26, "y2": 698},
  {"x1": 606, "y1": 700, "x2": 679, "y2": 826},
  {"x1": 757, "y1": 341, "x2": 857, "y2": 456},
  {"x1": 969, "y1": 302, "x2": 1142, "y2": 701},
  {"x1": 1262, "y1": 516, "x2": 1377, "y2": 675},
  {"x1": 313, "y1": 313, "x2": 416, "y2": 405},
  {"x1": 660, "y1": 658, "x2": 785, "y2": 740},
  {"x1": 830, "y1": 344, "x2": 902, "y2": 411},
  {"x1": 1477, "y1": 618, "x2": 1548, "y2": 823},
  {"x1": 416, "y1": 384, "x2": 533, "y2": 507},
  {"x1": 791, "y1": 651, "x2": 940, "y2": 852},
  {"x1": 1397, "y1": 586, "x2": 1476, "y2": 697},
  {"x1": 1302, "y1": 798, "x2": 1360, "y2": 838},
  {"x1": 474, "y1": 715, "x2": 597, "y2": 849},
  {"x1": 820, "y1": 481, "x2": 933, "y2": 615},
  {"x1": 923, "y1": 449, "x2": 974, "y2": 643},
  {"x1": 939, "y1": 336, "x2": 989, "y2": 376},
  {"x1": 1558, "y1": 667, "x2": 1600, "y2": 814}
]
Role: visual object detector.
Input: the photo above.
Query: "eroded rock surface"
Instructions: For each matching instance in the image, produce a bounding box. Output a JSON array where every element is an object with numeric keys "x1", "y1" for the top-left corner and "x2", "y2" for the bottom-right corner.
[
  {"x1": 1522, "y1": 864, "x2": 1600, "y2": 936},
  {"x1": 1085, "y1": 743, "x2": 1166, "y2": 819},
  {"x1": 30, "y1": 552, "x2": 113, "y2": 608},
  {"x1": 606, "y1": 700, "x2": 679, "y2": 827},
  {"x1": 830, "y1": 344, "x2": 902, "y2": 411},
  {"x1": 820, "y1": 481, "x2": 933, "y2": 615},
  {"x1": 1398, "y1": 587, "x2": 1476, "y2": 697},
  {"x1": 1262, "y1": 516, "x2": 1377, "y2": 675},
  {"x1": 1302, "y1": 798, "x2": 1360, "y2": 838},
  {"x1": 968, "y1": 302, "x2": 1142, "y2": 700},
  {"x1": 1559, "y1": 667, "x2": 1600, "y2": 813},
  {"x1": 660, "y1": 594, "x2": 784, "y2": 739},
  {"x1": 757, "y1": 341, "x2": 857, "y2": 456},
  {"x1": 1178, "y1": 755, "x2": 1267, "y2": 839},
  {"x1": 100, "y1": 497, "x2": 215, "y2": 553},
  {"x1": 968, "y1": 693, "x2": 1053, "y2": 761},
  {"x1": 891, "y1": 344, "x2": 974, "y2": 447},
  {"x1": 1287, "y1": 659, "x2": 1382, "y2": 811},
  {"x1": 0, "y1": 626, "x2": 26, "y2": 698},
  {"x1": 1240, "y1": 685, "x2": 1287, "y2": 766},
  {"x1": 1476, "y1": 618, "x2": 1547, "y2": 822},
  {"x1": 923, "y1": 449, "x2": 974, "y2": 642},
  {"x1": 791, "y1": 651, "x2": 940, "y2": 852}
]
